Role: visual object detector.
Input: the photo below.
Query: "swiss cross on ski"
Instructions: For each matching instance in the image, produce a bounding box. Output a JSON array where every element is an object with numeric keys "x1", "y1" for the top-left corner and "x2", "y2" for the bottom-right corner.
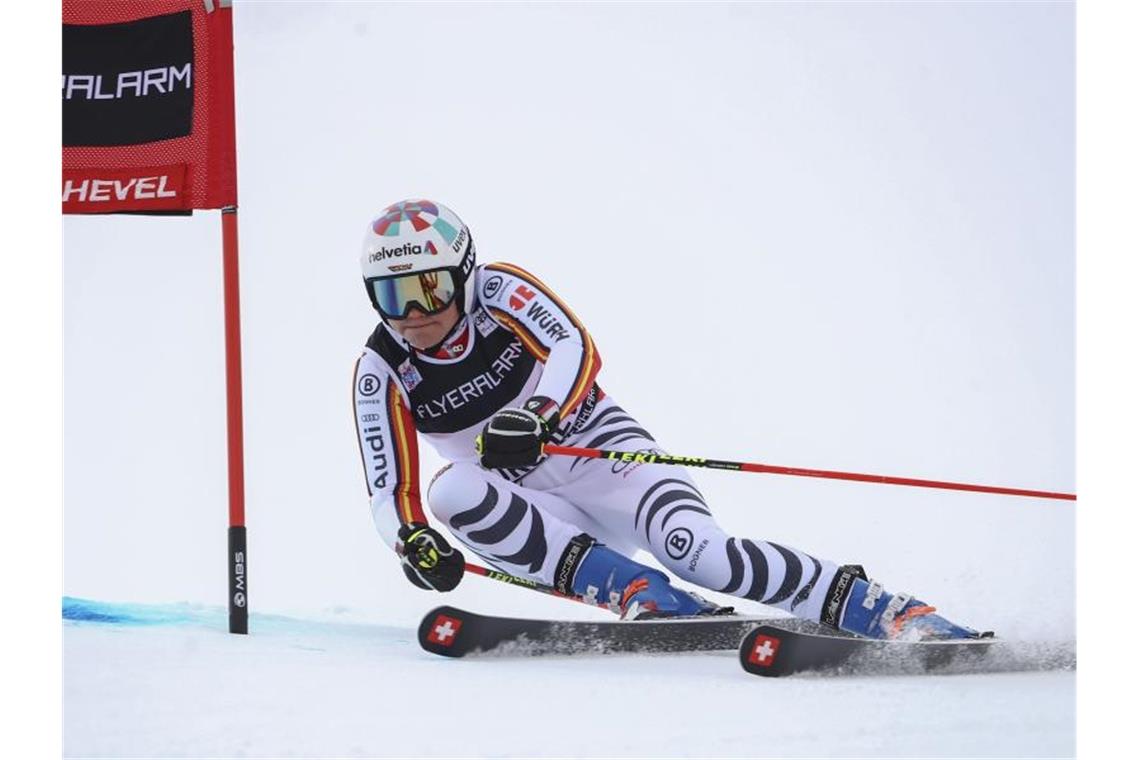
[
  {"x1": 427, "y1": 614, "x2": 462, "y2": 646},
  {"x1": 748, "y1": 634, "x2": 781, "y2": 666}
]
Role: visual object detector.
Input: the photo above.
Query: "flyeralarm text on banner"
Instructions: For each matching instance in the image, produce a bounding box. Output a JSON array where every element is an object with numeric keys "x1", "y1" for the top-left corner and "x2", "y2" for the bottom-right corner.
[{"x1": 62, "y1": 0, "x2": 237, "y2": 214}]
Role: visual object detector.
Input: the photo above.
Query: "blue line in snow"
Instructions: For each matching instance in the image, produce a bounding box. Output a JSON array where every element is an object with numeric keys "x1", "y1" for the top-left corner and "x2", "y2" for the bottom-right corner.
[
  {"x1": 61, "y1": 597, "x2": 412, "y2": 640},
  {"x1": 62, "y1": 597, "x2": 416, "y2": 644},
  {"x1": 62, "y1": 597, "x2": 223, "y2": 627}
]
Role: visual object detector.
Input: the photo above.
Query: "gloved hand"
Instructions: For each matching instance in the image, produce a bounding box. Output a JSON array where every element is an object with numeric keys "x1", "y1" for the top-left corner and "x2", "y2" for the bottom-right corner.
[
  {"x1": 476, "y1": 396, "x2": 559, "y2": 469},
  {"x1": 398, "y1": 523, "x2": 465, "y2": 592}
]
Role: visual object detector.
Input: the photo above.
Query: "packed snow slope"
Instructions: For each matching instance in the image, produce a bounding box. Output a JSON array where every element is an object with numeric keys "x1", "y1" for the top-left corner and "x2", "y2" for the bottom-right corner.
[{"x1": 64, "y1": 599, "x2": 1074, "y2": 758}]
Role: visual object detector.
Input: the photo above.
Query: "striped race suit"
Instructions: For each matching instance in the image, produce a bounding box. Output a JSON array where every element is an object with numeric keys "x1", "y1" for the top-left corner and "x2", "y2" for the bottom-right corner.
[{"x1": 353, "y1": 262, "x2": 842, "y2": 620}]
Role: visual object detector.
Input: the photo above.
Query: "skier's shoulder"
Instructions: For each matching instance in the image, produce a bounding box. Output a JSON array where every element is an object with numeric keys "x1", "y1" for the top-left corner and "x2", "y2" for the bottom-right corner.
[
  {"x1": 474, "y1": 261, "x2": 564, "y2": 312},
  {"x1": 352, "y1": 343, "x2": 391, "y2": 404},
  {"x1": 361, "y1": 321, "x2": 407, "y2": 364}
]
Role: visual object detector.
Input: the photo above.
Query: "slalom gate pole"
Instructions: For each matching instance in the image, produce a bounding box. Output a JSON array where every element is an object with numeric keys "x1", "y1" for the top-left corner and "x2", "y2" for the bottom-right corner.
[
  {"x1": 463, "y1": 562, "x2": 612, "y2": 612},
  {"x1": 222, "y1": 206, "x2": 248, "y2": 634},
  {"x1": 544, "y1": 445, "x2": 1076, "y2": 502}
]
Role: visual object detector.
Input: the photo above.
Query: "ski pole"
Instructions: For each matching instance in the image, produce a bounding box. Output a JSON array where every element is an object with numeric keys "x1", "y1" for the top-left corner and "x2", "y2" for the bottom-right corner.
[
  {"x1": 463, "y1": 562, "x2": 612, "y2": 611},
  {"x1": 543, "y1": 445, "x2": 1076, "y2": 502}
]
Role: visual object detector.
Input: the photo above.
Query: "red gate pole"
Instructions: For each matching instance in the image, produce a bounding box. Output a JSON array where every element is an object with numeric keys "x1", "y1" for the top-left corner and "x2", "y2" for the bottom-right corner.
[{"x1": 222, "y1": 205, "x2": 248, "y2": 634}]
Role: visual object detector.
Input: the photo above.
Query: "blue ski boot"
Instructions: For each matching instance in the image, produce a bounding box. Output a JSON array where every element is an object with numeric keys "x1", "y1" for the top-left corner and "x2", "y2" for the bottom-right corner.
[
  {"x1": 821, "y1": 565, "x2": 987, "y2": 641},
  {"x1": 563, "y1": 535, "x2": 728, "y2": 620}
]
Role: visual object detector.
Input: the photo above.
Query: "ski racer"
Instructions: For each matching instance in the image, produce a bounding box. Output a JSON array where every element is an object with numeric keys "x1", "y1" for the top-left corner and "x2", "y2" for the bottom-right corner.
[{"x1": 352, "y1": 199, "x2": 983, "y2": 641}]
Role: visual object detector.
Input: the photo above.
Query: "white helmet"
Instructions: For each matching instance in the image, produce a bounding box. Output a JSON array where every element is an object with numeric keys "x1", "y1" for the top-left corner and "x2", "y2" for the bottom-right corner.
[{"x1": 360, "y1": 199, "x2": 476, "y2": 320}]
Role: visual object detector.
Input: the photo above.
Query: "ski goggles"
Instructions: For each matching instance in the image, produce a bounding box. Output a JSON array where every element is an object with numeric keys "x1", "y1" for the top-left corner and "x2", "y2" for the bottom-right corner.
[{"x1": 366, "y1": 267, "x2": 461, "y2": 319}]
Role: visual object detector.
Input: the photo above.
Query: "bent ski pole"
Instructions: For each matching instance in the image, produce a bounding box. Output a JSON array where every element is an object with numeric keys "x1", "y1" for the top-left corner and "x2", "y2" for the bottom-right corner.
[
  {"x1": 543, "y1": 444, "x2": 1076, "y2": 502},
  {"x1": 463, "y1": 562, "x2": 612, "y2": 611}
]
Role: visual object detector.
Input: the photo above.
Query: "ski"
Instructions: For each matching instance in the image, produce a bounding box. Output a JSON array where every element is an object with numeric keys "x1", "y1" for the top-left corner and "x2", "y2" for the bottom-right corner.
[
  {"x1": 417, "y1": 604, "x2": 836, "y2": 658},
  {"x1": 739, "y1": 624, "x2": 996, "y2": 677}
]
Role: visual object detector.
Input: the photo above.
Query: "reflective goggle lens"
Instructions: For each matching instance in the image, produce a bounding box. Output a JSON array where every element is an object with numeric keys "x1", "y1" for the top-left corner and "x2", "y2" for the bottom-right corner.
[{"x1": 370, "y1": 269, "x2": 458, "y2": 318}]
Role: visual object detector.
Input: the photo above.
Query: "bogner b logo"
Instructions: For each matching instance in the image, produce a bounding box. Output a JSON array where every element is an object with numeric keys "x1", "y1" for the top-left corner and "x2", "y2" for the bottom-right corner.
[{"x1": 665, "y1": 527, "x2": 694, "y2": 560}]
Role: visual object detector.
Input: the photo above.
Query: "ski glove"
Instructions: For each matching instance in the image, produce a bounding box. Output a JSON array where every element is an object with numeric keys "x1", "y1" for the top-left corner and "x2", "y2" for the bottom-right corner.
[
  {"x1": 476, "y1": 396, "x2": 559, "y2": 469},
  {"x1": 398, "y1": 523, "x2": 465, "y2": 592}
]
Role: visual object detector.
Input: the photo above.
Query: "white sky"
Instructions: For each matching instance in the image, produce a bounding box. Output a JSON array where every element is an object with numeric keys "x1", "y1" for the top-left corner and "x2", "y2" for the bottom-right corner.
[{"x1": 6, "y1": 1, "x2": 1139, "y2": 757}]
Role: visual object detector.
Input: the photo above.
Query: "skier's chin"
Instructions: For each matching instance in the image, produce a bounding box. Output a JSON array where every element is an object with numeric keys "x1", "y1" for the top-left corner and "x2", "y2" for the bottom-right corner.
[
  {"x1": 402, "y1": 325, "x2": 447, "y2": 350},
  {"x1": 398, "y1": 313, "x2": 457, "y2": 350}
]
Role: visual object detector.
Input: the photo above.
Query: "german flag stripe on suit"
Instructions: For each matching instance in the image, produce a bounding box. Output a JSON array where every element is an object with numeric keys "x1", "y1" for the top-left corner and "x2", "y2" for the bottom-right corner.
[
  {"x1": 386, "y1": 378, "x2": 426, "y2": 525},
  {"x1": 484, "y1": 306, "x2": 551, "y2": 361}
]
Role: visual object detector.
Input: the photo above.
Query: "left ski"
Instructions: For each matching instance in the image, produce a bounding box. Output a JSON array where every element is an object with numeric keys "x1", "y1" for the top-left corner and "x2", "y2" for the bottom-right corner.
[
  {"x1": 417, "y1": 605, "x2": 838, "y2": 658},
  {"x1": 739, "y1": 624, "x2": 996, "y2": 677}
]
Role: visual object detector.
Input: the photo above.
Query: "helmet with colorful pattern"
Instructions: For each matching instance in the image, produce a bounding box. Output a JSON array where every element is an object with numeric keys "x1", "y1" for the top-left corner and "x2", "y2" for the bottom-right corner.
[{"x1": 360, "y1": 199, "x2": 476, "y2": 320}]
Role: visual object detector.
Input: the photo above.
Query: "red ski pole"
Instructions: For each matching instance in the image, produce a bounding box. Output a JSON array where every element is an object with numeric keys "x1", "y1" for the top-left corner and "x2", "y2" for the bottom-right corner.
[{"x1": 543, "y1": 445, "x2": 1076, "y2": 502}]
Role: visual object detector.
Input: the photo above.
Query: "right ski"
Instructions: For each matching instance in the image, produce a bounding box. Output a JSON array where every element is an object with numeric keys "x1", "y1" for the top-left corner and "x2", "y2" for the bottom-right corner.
[
  {"x1": 739, "y1": 624, "x2": 996, "y2": 677},
  {"x1": 417, "y1": 604, "x2": 836, "y2": 658}
]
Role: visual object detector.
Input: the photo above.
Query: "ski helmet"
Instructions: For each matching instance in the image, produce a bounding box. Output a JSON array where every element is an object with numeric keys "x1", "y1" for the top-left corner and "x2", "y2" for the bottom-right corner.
[{"x1": 360, "y1": 199, "x2": 476, "y2": 320}]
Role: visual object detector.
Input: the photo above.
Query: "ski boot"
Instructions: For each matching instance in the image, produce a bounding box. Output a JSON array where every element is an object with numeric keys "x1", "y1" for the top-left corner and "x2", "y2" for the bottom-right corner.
[
  {"x1": 567, "y1": 536, "x2": 728, "y2": 620},
  {"x1": 822, "y1": 565, "x2": 989, "y2": 641}
]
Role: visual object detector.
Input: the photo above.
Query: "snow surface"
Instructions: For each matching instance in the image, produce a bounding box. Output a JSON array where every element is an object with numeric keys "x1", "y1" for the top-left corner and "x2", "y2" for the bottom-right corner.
[{"x1": 64, "y1": 599, "x2": 1074, "y2": 758}]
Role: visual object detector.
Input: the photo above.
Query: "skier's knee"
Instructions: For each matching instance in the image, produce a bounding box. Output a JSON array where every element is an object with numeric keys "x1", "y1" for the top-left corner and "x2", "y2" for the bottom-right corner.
[{"x1": 426, "y1": 462, "x2": 493, "y2": 523}]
